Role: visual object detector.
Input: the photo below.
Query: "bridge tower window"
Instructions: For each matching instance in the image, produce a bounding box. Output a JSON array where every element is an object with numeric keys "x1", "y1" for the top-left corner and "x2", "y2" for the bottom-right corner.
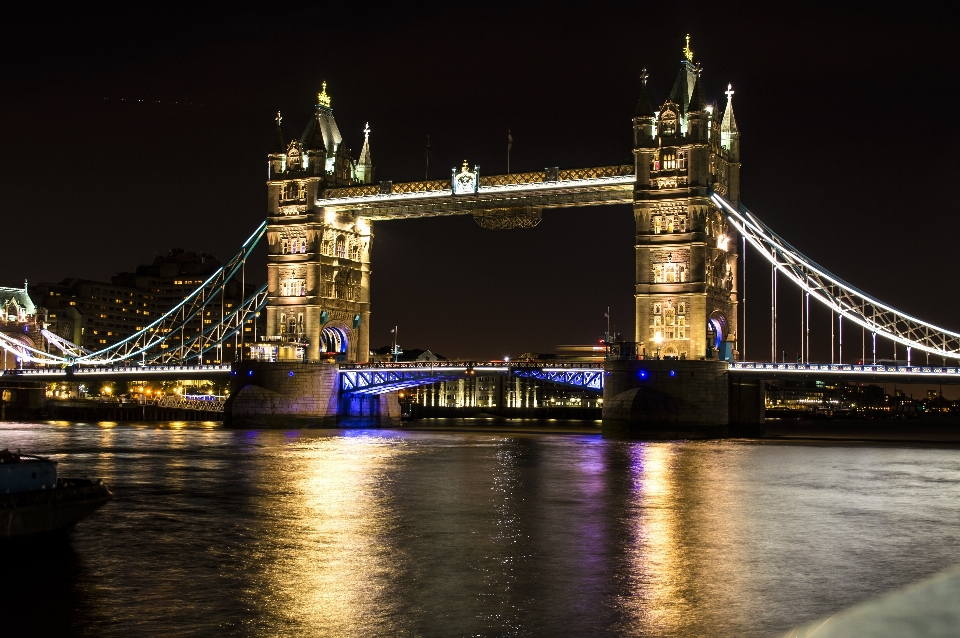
[
  {"x1": 662, "y1": 152, "x2": 677, "y2": 170},
  {"x1": 279, "y1": 313, "x2": 286, "y2": 334},
  {"x1": 335, "y1": 235, "x2": 347, "y2": 258},
  {"x1": 678, "y1": 151, "x2": 686, "y2": 169}
]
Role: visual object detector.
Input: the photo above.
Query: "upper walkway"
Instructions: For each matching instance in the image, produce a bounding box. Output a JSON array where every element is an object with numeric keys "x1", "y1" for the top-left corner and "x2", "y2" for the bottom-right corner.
[{"x1": 318, "y1": 165, "x2": 635, "y2": 219}]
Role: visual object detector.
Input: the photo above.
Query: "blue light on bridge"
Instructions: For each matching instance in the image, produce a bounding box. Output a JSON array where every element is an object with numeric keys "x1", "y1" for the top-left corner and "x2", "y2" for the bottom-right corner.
[
  {"x1": 670, "y1": 370, "x2": 676, "y2": 377},
  {"x1": 638, "y1": 369, "x2": 648, "y2": 380},
  {"x1": 288, "y1": 371, "x2": 294, "y2": 377}
]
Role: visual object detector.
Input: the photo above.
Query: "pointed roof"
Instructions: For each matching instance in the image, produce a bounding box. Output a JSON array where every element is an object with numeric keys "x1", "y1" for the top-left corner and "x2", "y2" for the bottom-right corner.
[
  {"x1": 301, "y1": 82, "x2": 343, "y2": 155},
  {"x1": 687, "y1": 73, "x2": 706, "y2": 113},
  {"x1": 636, "y1": 68, "x2": 654, "y2": 117},
  {"x1": 721, "y1": 83, "x2": 738, "y2": 133},
  {"x1": 358, "y1": 122, "x2": 372, "y2": 166}
]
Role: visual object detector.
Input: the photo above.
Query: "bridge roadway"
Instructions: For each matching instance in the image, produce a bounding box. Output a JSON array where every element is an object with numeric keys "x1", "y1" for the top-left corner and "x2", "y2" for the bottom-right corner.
[{"x1": 4, "y1": 360, "x2": 958, "y2": 390}]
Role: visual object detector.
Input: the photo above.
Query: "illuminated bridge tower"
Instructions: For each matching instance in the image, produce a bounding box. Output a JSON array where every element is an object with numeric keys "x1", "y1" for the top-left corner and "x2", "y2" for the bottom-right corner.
[
  {"x1": 262, "y1": 83, "x2": 375, "y2": 363},
  {"x1": 633, "y1": 37, "x2": 741, "y2": 360}
]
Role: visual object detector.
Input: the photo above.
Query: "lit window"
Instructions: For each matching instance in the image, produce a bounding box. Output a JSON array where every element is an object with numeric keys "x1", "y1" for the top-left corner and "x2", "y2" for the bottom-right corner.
[{"x1": 662, "y1": 152, "x2": 677, "y2": 170}]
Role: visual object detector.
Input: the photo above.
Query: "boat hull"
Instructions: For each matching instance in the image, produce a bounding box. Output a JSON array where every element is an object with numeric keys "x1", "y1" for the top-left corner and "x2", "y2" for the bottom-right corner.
[{"x1": 0, "y1": 479, "x2": 113, "y2": 537}]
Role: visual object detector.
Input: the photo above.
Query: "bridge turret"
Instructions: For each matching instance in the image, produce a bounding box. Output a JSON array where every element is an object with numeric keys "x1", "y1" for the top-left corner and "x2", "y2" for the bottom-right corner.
[
  {"x1": 633, "y1": 69, "x2": 657, "y2": 187},
  {"x1": 355, "y1": 123, "x2": 375, "y2": 185},
  {"x1": 719, "y1": 83, "x2": 740, "y2": 205}
]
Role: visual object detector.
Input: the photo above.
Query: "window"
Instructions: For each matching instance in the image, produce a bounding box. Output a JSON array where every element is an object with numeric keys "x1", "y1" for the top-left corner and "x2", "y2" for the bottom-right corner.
[
  {"x1": 678, "y1": 302, "x2": 686, "y2": 313},
  {"x1": 662, "y1": 152, "x2": 677, "y2": 170},
  {"x1": 335, "y1": 235, "x2": 347, "y2": 258},
  {"x1": 654, "y1": 303, "x2": 662, "y2": 315},
  {"x1": 279, "y1": 279, "x2": 306, "y2": 297},
  {"x1": 678, "y1": 151, "x2": 686, "y2": 169},
  {"x1": 664, "y1": 263, "x2": 677, "y2": 283},
  {"x1": 279, "y1": 313, "x2": 286, "y2": 333},
  {"x1": 653, "y1": 216, "x2": 662, "y2": 233}
]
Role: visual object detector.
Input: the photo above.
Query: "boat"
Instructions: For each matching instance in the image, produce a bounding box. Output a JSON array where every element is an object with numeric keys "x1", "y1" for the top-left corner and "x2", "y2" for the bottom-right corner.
[{"x1": 0, "y1": 449, "x2": 113, "y2": 537}]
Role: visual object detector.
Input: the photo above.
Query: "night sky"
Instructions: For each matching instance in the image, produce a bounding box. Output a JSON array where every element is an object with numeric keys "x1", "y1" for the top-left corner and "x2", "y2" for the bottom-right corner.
[{"x1": 2, "y1": 4, "x2": 957, "y2": 362}]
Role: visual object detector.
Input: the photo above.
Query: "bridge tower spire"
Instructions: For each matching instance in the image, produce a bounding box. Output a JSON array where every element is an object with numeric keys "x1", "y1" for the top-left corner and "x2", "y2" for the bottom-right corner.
[{"x1": 632, "y1": 43, "x2": 740, "y2": 361}]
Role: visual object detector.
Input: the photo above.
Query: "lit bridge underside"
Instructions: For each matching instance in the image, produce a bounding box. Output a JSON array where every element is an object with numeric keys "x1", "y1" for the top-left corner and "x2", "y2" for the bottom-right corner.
[{"x1": 339, "y1": 362, "x2": 605, "y2": 395}]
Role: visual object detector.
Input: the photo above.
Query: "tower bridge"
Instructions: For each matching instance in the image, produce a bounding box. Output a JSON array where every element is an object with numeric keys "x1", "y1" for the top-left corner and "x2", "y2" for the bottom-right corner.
[{"x1": 3, "y1": 37, "x2": 959, "y2": 435}]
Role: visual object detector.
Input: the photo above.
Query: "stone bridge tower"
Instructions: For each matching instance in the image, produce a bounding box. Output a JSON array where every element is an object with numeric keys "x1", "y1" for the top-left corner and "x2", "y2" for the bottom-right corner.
[
  {"x1": 261, "y1": 83, "x2": 375, "y2": 363},
  {"x1": 632, "y1": 37, "x2": 741, "y2": 360}
]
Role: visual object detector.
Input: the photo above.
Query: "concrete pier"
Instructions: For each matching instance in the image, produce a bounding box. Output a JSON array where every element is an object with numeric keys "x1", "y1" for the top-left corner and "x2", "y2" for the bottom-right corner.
[
  {"x1": 224, "y1": 361, "x2": 400, "y2": 428},
  {"x1": 602, "y1": 360, "x2": 764, "y2": 439}
]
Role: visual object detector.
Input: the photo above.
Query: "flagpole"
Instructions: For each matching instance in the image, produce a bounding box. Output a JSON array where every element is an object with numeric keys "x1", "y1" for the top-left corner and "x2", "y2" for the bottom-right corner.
[
  {"x1": 507, "y1": 129, "x2": 512, "y2": 175},
  {"x1": 425, "y1": 135, "x2": 430, "y2": 180}
]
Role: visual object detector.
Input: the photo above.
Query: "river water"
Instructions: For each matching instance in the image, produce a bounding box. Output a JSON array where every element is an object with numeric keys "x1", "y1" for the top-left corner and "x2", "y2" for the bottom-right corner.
[{"x1": 2, "y1": 421, "x2": 959, "y2": 637}]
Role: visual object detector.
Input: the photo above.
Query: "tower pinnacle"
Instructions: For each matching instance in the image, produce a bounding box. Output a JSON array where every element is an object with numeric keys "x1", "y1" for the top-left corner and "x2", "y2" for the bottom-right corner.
[
  {"x1": 683, "y1": 34, "x2": 694, "y2": 63},
  {"x1": 318, "y1": 81, "x2": 331, "y2": 108}
]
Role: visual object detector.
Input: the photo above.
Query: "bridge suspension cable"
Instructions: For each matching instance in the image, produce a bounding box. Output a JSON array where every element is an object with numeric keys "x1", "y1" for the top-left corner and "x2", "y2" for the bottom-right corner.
[
  {"x1": 0, "y1": 222, "x2": 267, "y2": 367},
  {"x1": 146, "y1": 283, "x2": 268, "y2": 365},
  {"x1": 713, "y1": 194, "x2": 960, "y2": 362},
  {"x1": 68, "y1": 221, "x2": 267, "y2": 365}
]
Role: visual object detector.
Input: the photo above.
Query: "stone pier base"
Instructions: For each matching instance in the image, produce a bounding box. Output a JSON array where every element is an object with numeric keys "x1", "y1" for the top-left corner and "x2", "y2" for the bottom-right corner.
[
  {"x1": 602, "y1": 359, "x2": 738, "y2": 439},
  {"x1": 224, "y1": 361, "x2": 402, "y2": 428},
  {"x1": 224, "y1": 361, "x2": 340, "y2": 428}
]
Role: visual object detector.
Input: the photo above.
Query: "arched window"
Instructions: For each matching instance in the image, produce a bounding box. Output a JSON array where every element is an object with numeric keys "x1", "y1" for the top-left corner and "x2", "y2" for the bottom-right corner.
[
  {"x1": 280, "y1": 239, "x2": 289, "y2": 254},
  {"x1": 662, "y1": 151, "x2": 677, "y2": 170},
  {"x1": 653, "y1": 265, "x2": 663, "y2": 283},
  {"x1": 279, "y1": 313, "x2": 287, "y2": 334},
  {"x1": 299, "y1": 238, "x2": 307, "y2": 253},
  {"x1": 678, "y1": 151, "x2": 686, "y2": 169},
  {"x1": 335, "y1": 235, "x2": 346, "y2": 258}
]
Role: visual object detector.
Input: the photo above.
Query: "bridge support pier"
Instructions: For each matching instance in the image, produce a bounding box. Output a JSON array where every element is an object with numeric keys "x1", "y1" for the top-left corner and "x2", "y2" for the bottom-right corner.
[
  {"x1": 225, "y1": 361, "x2": 340, "y2": 428},
  {"x1": 601, "y1": 360, "x2": 764, "y2": 439},
  {"x1": 224, "y1": 361, "x2": 402, "y2": 428}
]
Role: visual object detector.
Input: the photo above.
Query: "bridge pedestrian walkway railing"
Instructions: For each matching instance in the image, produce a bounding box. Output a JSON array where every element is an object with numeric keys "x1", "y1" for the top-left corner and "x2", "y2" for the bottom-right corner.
[
  {"x1": 2, "y1": 364, "x2": 233, "y2": 378},
  {"x1": 731, "y1": 362, "x2": 960, "y2": 377}
]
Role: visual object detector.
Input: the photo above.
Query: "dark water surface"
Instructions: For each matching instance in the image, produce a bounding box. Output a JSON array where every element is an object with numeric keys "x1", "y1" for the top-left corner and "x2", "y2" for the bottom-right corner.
[{"x1": 2, "y1": 421, "x2": 959, "y2": 637}]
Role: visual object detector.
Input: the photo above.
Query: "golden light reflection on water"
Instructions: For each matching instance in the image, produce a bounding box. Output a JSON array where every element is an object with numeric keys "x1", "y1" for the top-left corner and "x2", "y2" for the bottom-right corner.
[
  {"x1": 619, "y1": 442, "x2": 693, "y2": 636},
  {"x1": 256, "y1": 433, "x2": 411, "y2": 637}
]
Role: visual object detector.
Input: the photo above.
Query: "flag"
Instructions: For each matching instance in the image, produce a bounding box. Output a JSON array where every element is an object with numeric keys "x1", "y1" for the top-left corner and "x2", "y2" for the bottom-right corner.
[{"x1": 507, "y1": 130, "x2": 513, "y2": 152}]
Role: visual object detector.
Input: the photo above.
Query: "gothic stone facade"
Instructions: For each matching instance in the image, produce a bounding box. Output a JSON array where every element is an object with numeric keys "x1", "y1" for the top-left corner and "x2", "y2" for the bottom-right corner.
[
  {"x1": 265, "y1": 85, "x2": 375, "y2": 363},
  {"x1": 632, "y1": 46, "x2": 741, "y2": 360}
]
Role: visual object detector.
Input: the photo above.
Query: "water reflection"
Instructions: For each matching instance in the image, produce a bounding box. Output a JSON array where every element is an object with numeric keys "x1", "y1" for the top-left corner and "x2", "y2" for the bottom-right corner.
[
  {"x1": 1, "y1": 423, "x2": 959, "y2": 637},
  {"x1": 253, "y1": 433, "x2": 412, "y2": 636}
]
